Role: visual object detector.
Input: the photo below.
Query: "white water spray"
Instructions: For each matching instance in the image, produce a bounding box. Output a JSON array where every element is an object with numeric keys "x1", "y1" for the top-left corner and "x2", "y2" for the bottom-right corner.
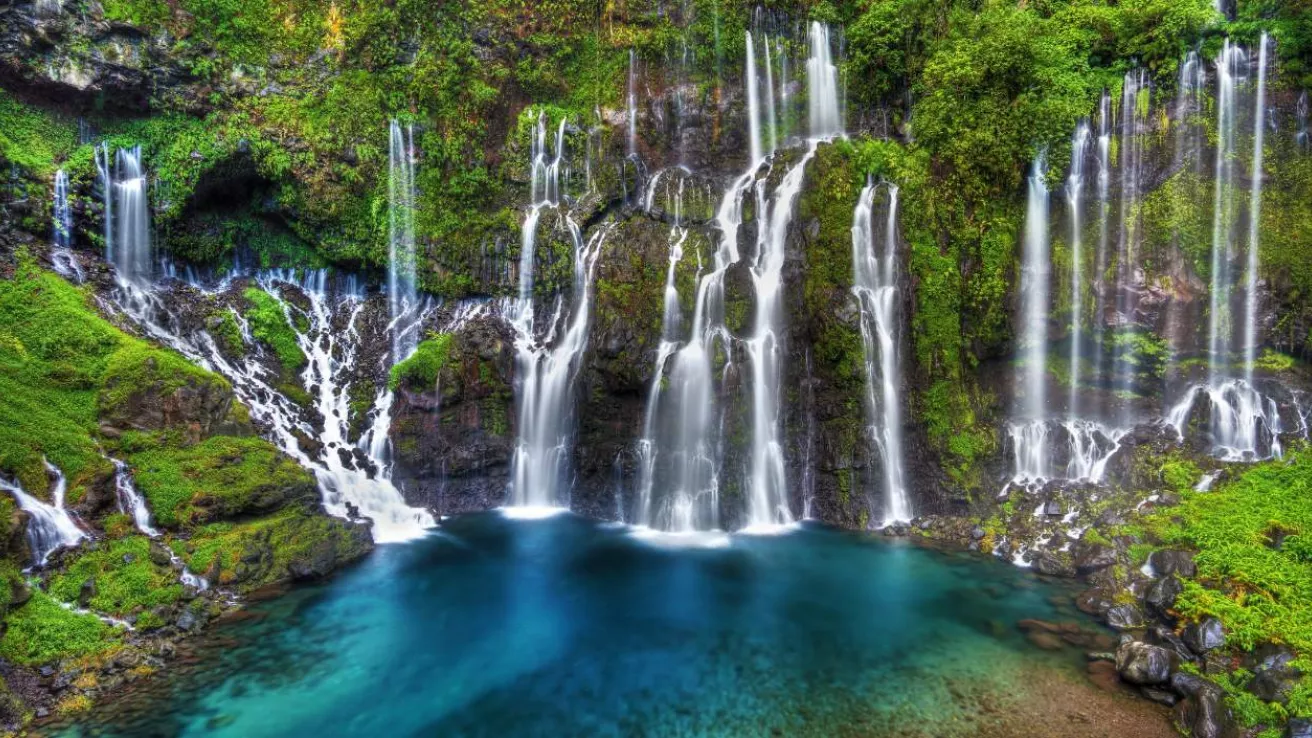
[{"x1": 388, "y1": 120, "x2": 420, "y2": 362}]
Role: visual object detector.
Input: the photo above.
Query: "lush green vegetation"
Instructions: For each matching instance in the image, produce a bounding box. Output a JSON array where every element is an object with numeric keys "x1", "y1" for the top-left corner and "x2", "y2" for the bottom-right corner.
[
  {"x1": 48, "y1": 537, "x2": 184, "y2": 619},
  {"x1": 118, "y1": 432, "x2": 315, "y2": 528},
  {"x1": 0, "y1": 591, "x2": 118, "y2": 666},
  {"x1": 242, "y1": 287, "x2": 306, "y2": 374},
  {"x1": 171, "y1": 507, "x2": 370, "y2": 592},
  {"x1": 1142, "y1": 449, "x2": 1312, "y2": 725},
  {"x1": 389, "y1": 333, "x2": 454, "y2": 390}
]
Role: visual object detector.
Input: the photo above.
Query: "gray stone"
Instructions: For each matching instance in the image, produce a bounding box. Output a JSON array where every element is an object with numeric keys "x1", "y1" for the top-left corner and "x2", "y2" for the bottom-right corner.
[
  {"x1": 1106, "y1": 603, "x2": 1146, "y2": 630},
  {"x1": 1116, "y1": 641, "x2": 1174, "y2": 685},
  {"x1": 1174, "y1": 686, "x2": 1236, "y2": 738},
  {"x1": 1149, "y1": 549, "x2": 1197, "y2": 578},
  {"x1": 1287, "y1": 717, "x2": 1312, "y2": 738},
  {"x1": 1182, "y1": 618, "x2": 1225, "y2": 653},
  {"x1": 1145, "y1": 575, "x2": 1183, "y2": 618}
]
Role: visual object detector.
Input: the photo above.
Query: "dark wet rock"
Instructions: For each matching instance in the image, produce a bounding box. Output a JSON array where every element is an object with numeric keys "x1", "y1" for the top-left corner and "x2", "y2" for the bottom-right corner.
[
  {"x1": 1248, "y1": 660, "x2": 1301, "y2": 705},
  {"x1": 1115, "y1": 641, "x2": 1174, "y2": 685},
  {"x1": 148, "y1": 540, "x2": 173, "y2": 567},
  {"x1": 1287, "y1": 717, "x2": 1312, "y2": 738},
  {"x1": 1170, "y1": 671, "x2": 1212, "y2": 698},
  {"x1": 1174, "y1": 684, "x2": 1237, "y2": 738},
  {"x1": 175, "y1": 609, "x2": 198, "y2": 632},
  {"x1": 1071, "y1": 540, "x2": 1116, "y2": 573},
  {"x1": 1033, "y1": 550, "x2": 1076, "y2": 577},
  {"x1": 1182, "y1": 618, "x2": 1225, "y2": 653},
  {"x1": 1146, "y1": 625, "x2": 1195, "y2": 663},
  {"x1": 1145, "y1": 575, "x2": 1183, "y2": 618},
  {"x1": 1075, "y1": 589, "x2": 1115, "y2": 616},
  {"x1": 1105, "y1": 604, "x2": 1146, "y2": 630},
  {"x1": 1141, "y1": 686, "x2": 1178, "y2": 706},
  {"x1": 1149, "y1": 549, "x2": 1197, "y2": 578},
  {"x1": 77, "y1": 578, "x2": 97, "y2": 608}
]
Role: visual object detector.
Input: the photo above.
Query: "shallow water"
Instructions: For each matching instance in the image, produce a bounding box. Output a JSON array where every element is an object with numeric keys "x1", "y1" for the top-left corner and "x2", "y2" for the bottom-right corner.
[{"x1": 61, "y1": 513, "x2": 1102, "y2": 738}]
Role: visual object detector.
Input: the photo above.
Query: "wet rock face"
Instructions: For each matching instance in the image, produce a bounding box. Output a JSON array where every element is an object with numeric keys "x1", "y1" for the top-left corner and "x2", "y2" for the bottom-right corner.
[
  {"x1": 391, "y1": 315, "x2": 516, "y2": 516},
  {"x1": 0, "y1": 3, "x2": 198, "y2": 113}
]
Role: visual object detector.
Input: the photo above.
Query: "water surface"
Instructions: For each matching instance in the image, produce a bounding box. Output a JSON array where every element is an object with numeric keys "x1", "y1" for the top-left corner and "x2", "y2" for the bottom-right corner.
[{"x1": 62, "y1": 513, "x2": 1114, "y2": 737}]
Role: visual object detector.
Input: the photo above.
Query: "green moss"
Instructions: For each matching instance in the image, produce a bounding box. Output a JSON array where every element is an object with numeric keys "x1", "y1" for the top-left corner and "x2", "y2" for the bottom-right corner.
[
  {"x1": 171, "y1": 508, "x2": 370, "y2": 592},
  {"x1": 117, "y1": 432, "x2": 314, "y2": 529},
  {"x1": 242, "y1": 287, "x2": 306, "y2": 374},
  {"x1": 98, "y1": 340, "x2": 228, "y2": 423},
  {"x1": 0, "y1": 590, "x2": 118, "y2": 666},
  {"x1": 0, "y1": 90, "x2": 78, "y2": 176},
  {"x1": 48, "y1": 536, "x2": 183, "y2": 617},
  {"x1": 211, "y1": 310, "x2": 245, "y2": 358},
  {"x1": 389, "y1": 333, "x2": 454, "y2": 390},
  {"x1": 1160, "y1": 459, "x2": 1202, "y2": 495}
]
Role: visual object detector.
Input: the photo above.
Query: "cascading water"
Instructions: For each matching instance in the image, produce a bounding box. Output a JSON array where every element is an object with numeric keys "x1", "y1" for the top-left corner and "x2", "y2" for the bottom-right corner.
[
  {"x1": 1011, "y1": 154, "x2": 1051, "y2": 482},
  {"x1": 387, "y1": 120, "x2": 420, "y2": 362},
  {"x1": 99, "y1": 145, "x2": 152, "y2": 286},
  {"x1": 1091, "y1": 92, "x2": 1112, "y2": 392},
  {"x1": 509, "y1": 111, "x2": 614, "y2": 510},
  {"x1": 1170, "y1": 36, "x2": 1280, "y2": 461},
  {"x1": 112, "y1": 458, "x2": 158, "y2": 537},
  {"x1": 806, "y1": 22, "x2": 842, "y2": 139},
  {"x1": 851, "y1": 180, "x2": 909, "y2": 525},
  {"x1": 1112, "y1": 69, "x2": 1148, "y2": 411},
  {"x1": 627, "y1": 50, "x2": 639, "y2": 159},
  {"x1": 635, "y1": 175, "x2": 694, "y2": 530},
  {"x1": 0, "y1": 463, "x2": 85, "y2": 567},
  {"x1": 115, "y1": 269, "x2": 435, "y2": 542},
  {"x1": 1298, "y1": 91, "x2": 1309, "y2": 150},
  {"x1": 1066, "y1": 124, "x2": 1090, "y2": 419},
  {"x1": 50, "y1": 168, "x2": 82, "y2": 282}
]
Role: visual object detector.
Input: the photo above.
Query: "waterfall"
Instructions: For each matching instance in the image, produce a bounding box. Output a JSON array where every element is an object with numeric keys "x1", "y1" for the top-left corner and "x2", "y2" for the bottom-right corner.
[
  {"x1": 0, "y1": 463, "x2": 85, "y2": 567},
  {"x1": 745, "y1": 32, "x2": 763, "y2": 166},
  {"x1": 1011, "y1": 153, "x2": 1051, "y2": 482},
  {"x1": 763, "y1": 36, "x2": 778, "y2": 154},
  {"x1": 112, "y1": 458, "x2": 159, "y2": 537},
  {"x1": 778, "y1": 37, "x2": 791, "y2": 144},
  {"x1": 1020, "y1": 153, "x2": 1050, "y2": 423},
  {"x1": 1242, "y1": 33, "x2": 1268, "y2": 384},
  {"x1": 744, "y1": 141, "x2": 819, "y2": 529},
  {"x1": 1208, "y1": 41, "x2": 1245, "y2": 388},
  {"x1": 387, "y1": 120, "x2": 420, "y2": 363},
  {"x1": 627, "y1": 50, "x2": 639, "y2": 159},
  {"x1": 114, "y1": 269, "x2": 435, "y2": 543},
  {"x1": 1166, "y1": 37, "x2": 1278, "y2": 462},
  {"x1": 1091, "y1": 92, "x2": 1112, "y2": 396},
  {"x1": 807, "y1": 22, "x2": 842, "y2": 138},
  {"x1": 1112, "y1": 70, "x2": 1147, "y2": 410},
  {"x1": 1298, "y1": 91, "x2": 1309, "y2": 150},
  {"x1": 1066, "y1": 124, "x2": 1090, "y2": 418},
  {"x1": 50, "y1": 168, "x2": 83, "y2": 282},
  {"x1": 852, "y1": 181, "x2": 909, "y2": 524},
  {"x1": 636, "y1": 175, "x2": 691, "y2": 529},
  {"x1": 509, "y1": 111, "x2": 612, "y2": 510},
  {"x1": 99, "y1": 145, "x2": 152, "y2": 286}
]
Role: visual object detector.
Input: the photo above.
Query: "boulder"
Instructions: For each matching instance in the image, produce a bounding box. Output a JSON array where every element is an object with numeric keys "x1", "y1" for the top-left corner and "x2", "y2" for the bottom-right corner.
[
  {"x1": 1182, "y1": 618, "x2": 1225, "y2": 653},
  {"x1": 1249, "y1": 661, "x2": 1301, "y2": 705},
  {"x1": 1071, "y1": 540, "x2": 1117, "y2": 573},
  {"x1": 1287, "y1": 717, "x2": 1312, "y2": 738},
  {"x1": 1174, "y1": 685, "x2": 1236, "y2": 738},
  {"x1": 1116, "y1": 641, "x2": 1175, "y2": 685},
  {"x1": 1033, "y1": 550, "x2": 1077, "y2": 577},
  {"x1": 1106, "y1": 603, "x2": 1146, "y2": 630},
  {"x1": 1149, "y1": 549, "x2": 1197, "y2": 578},
  {"x1": 77, "y1": 578, "x2": 97, "y2": 608},
  {"x1": 1147, "y1": 625, "x2": 1195, "y2": 663},
  {"x1": 1145, "y1": 575, "x2": 1183, "y2": 618}
]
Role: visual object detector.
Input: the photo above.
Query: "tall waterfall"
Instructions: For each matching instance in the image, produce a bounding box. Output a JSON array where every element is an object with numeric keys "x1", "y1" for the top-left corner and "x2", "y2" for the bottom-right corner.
[
  {"x1": 1066, "y1": 124, "x2": 1090, "y2": 419},
  {"x1": 509, "y1": 111, "x2": 613, "y2": 510},
  {"x1": 50, "y1": 168, "x2": 82, "y2": 282},
  {"x1": 807, "y1": 22, "x2": 842, "y2": 138},
  {"x1": 1, "y1": 464, "x2": 85, "y2": 567},
  {"x1": 1011, "y1": 154, "x2": 1052, "y2": 481},
  {"x1": 1242, "y1": 34, "x2": 1268, "y2": 384},
  {"x1": 635, "y1": 176, "x2": 693, "y2": 530},
  {"x1": 1091, "y1": 92, "x2": 1112, "y2": 392},
  {"x1": 627, "y1": 50, "x2": 639, "y2": 158},
  {"x1": 1166, "y1": 36, "x2": 1280, "y2": 461},
  {"x1": 1112, "y1": 69, "x2": 1148, "y2": 410},
  {"x1": 1298, "y1": 91, "x2": 1309, "y2": 150},
  {"x1": 852, "y1": 181, "x2": 909, "y2": 524},
  {"x1": 387, "y1": 120, "x2": 420, "y2": 362},
  {"x1": 98, "y1": 145, "x2": 152, "y2": 286},
  {"x1": 746, "y1": 32, "x2": 764, "y2": 165}
]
